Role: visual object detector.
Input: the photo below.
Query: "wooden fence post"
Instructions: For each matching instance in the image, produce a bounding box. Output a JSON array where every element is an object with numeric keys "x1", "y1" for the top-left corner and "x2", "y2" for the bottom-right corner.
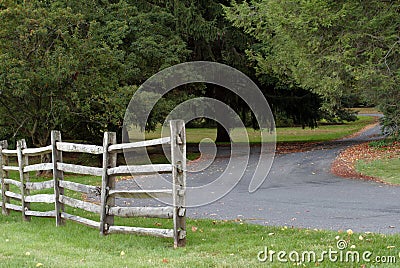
[
  {"x1": 17, "y1": 139, "x2": 30, "y2": 221},
  {"x1": 51, "y1": 130, "x2": 65, "y2": 226},
  {"x1": 0, "y1": 140, "x2": 9, "y2": 215},
  {"x1": 170, "y1": 120, "x2": 186, "y2": 248},
  {"x1": 100, "y1": 132, "x2": 117, "y2": 235}
]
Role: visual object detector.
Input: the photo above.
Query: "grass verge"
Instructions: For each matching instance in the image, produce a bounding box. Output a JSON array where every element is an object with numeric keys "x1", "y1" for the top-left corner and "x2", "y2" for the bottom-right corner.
[
  {"x1": 0, "y1": 210, "x2": 399, "y2": 267},
  {"x1": 350, "y1": 107, "x2": 381, "y2": 114},
  {"x1": 332, "y1": 140, "x2": 400, "y2": 185},
  {"x1": 2, "y1": 173, "x2": 399, "y2": 267},
  {"x1": 276, "y1": 116, "x2": 376, "y2": 143},
  {"x1": 2, "y1": 173, "x2": 400, "y2": 267},
  {"x1": 356, "y1": 158, "x2": 400, "y2": 185},
  {"x1": 136, "y1": 116, "x2": 377, "y2": 144}
]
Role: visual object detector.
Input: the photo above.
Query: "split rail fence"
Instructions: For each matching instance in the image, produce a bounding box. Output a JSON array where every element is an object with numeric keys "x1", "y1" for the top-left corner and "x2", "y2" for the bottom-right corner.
[{"x1": 0, "y1": 120, "x2": 186, "y2": 247}]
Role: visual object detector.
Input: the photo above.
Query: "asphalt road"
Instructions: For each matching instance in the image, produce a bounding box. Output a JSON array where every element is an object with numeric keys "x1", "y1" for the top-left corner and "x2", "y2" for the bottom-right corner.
[{"x1": 118, "y1": 117, "x2": 400, "y2": 234}]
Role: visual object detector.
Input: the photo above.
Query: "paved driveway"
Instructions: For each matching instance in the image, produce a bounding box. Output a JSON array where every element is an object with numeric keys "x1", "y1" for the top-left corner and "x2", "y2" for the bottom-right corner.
[
  {"x1": 118, "y1": 118, "x2": 400, "y2": 234},
  {"x1": 187, "y1": 121, "x2": 399, "y2": 234}
]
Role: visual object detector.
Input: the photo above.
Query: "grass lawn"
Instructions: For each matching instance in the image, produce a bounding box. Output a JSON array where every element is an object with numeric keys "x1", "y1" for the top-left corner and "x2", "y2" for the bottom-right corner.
[
  {"x1": 356, "y1": 158, "x2": 400, "y2": 185},
  {"x1": 133, "y1": 116, "x2": 377, "y2": 144},
  {"x1": 1, "y1": 173, "x2": 400, "y2": 267},
  {"x1": 350, "y1": 107, "x2": 381, "y2": 114},
  {"x1": 275, "y1": 116, "x2": 376, "y2": 143},
  {"x1": 1, "y1": 210, "x2": 399, "y2": 267}
]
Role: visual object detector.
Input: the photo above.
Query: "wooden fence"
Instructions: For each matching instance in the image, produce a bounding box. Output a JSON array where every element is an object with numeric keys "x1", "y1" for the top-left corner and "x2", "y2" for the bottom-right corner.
[{"x1": 0, "y1": 120, "x2": 186, "y2": 247}]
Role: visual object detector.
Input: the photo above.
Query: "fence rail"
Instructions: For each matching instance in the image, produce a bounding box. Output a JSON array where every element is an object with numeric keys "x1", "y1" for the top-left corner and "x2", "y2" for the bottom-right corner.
[{"x1": 0, "y1": 120, "x2": 186, "y2": 247}]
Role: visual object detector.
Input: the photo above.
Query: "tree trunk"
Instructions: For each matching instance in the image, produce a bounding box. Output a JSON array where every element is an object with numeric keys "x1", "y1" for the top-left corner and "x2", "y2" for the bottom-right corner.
[
  {"x1": 122, "y1": 125, "x2": 130, "y2": 143},
  {"x1": 36, "y1": 153, "x2": 52, "y2": 177},
  {"x1": 213, "y1": 85, "x2": 232, "y2": 143},
  {"x1": 215, "y1": 122, "x2": 231, "y2": 143},
  {"x1": 34, "y1": 133, "x2": 52, "y2": 177}
]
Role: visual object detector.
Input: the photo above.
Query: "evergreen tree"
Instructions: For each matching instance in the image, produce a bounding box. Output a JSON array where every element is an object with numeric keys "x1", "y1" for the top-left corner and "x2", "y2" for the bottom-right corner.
[
  {"x1": 0, "y1": 0, "x2": 188, "y2": 145},
  {"x1": 225, "y1": 0, "x2": 399, "y2": 136}
]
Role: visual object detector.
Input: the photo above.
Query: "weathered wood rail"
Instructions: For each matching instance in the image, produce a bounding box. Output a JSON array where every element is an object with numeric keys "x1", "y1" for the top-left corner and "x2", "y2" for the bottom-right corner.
[{"x1": 0, "y1": 120, "x2": 186, "y2": 247}]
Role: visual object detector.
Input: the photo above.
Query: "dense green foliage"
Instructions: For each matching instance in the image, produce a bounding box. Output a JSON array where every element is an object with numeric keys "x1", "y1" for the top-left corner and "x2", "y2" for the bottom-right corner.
[
  {"x1": 225, "y1": 0, "x2": 400, "y2": 137},
  {"x1": 161, "y1": 0, "x2": 327, "y2": 140},
  {"x1": 0, "y1": 0, "x2": 187, "y2": 146},
  {"x1": 1, "y1": 0, "x2": 397, "y2": 145},
  {"x1": 0, "y1": 0, "x2": 329, "y2": 145}
]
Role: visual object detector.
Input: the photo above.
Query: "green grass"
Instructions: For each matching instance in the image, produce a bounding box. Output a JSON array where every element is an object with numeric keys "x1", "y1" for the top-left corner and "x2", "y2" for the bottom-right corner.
[
  {"x1": 135, "y1": 116, "x2": 377, "y2": 144},
  {"x1": 276, "y1": 116, "x2": 376, "y2": 143},
  {"x1": 1, "y1": 173, "x2": 399, "y2": 267},
  {"x1": 350, "y1": 107, "x2": 381, "y2": 114},
  {"x1": 0, "y1": 210, "x2": 399, "y2": 267},
  {"x1": 356, "y1": 158, "x2": 400, "y2": 185}
]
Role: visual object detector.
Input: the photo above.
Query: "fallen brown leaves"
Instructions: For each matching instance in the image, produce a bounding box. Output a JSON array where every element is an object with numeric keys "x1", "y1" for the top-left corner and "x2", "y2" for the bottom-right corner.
[
  {"x1": 276, "y1": 142, "x2": 320, "y2": 154},
  {"x1": 331, "y1": 141, "x2": 400, "y2": 184}
]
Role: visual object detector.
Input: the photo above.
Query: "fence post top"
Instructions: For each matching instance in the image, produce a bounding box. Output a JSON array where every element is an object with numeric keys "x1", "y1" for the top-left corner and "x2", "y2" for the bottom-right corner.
[
  {"x1": 51, "y1": 130, "x2": 61, "y2": 135},
  {"x1": 103, "y1": 131, "x2": 117, "y2": 137},
  {"x1": 51, "y1": 130, "x2": 62, "y2": 143},
  {"x1": 16, "y1": 139, "x2": 27, "y2": 148},
  {"x1": 0, "y1": 140, "x2": 8, "y2": 149},
  {"x1": 170, "y1": 119, "x2": 185, "y2": 124}
]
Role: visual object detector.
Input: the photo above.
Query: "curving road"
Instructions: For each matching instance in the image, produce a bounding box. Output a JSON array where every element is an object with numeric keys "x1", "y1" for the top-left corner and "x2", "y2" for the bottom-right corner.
[
  {"x1": 187, "y1": 118, "x2": 400, "y2": 234},
  {"x1": 117, "y1": 117, "x2": 400, "y2": 234}
]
